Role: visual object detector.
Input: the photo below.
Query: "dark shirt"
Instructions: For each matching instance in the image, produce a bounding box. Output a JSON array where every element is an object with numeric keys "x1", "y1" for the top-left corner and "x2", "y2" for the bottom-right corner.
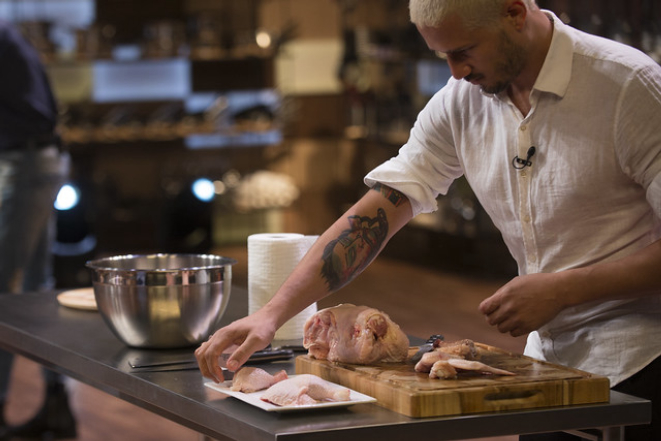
[{"x1": 0, "y1": 20, "x2": 57, "y2": 151}]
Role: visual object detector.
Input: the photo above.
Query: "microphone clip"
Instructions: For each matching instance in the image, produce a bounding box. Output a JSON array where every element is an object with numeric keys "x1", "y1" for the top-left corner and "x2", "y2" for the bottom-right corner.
[{"x1": 512, "y1": 146, "x2": 536, "y2": 170}]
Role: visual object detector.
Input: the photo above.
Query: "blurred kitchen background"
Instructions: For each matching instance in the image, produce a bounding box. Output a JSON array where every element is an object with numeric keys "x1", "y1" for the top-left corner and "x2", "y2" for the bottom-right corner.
[{"x1": 2, "y1": 0, "x2": 659, "y2": 288}]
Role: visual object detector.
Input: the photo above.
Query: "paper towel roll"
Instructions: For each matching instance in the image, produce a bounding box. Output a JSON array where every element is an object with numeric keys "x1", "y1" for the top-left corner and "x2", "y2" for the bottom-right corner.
[{"x1": 248, "y1": 233, "x2": 318, "y2": 340}]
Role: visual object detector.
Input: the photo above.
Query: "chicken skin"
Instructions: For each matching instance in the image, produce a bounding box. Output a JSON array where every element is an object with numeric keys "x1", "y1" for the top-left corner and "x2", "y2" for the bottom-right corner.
[
  {"x1": 303, "y1": 304, "x2": 409, "y2": 364},
  {"x1": 230, "y1": 367, "x2": 288, "y2": 393},
  {"x1": 260, "y1": 374, "x2": 351, "y2": 406},
  {"x1": 415, "y1": 339, "x2": 516, "y2": 379}
]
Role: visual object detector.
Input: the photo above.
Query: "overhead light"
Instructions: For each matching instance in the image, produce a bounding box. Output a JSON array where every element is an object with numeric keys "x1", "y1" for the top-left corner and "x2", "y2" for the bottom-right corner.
[
  {"x1": 54, "y1": 184, "x2": 80, "y2": 211},
  {"x1": 192, "y1": 178, "x2": 215, "y2": 202},
  {"x1": 256, "y1": 30, "x2": 272, "y2": 49}
]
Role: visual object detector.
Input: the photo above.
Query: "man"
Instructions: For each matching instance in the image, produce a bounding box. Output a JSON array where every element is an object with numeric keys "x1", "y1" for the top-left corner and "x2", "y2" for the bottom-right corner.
[
  {"x1": 196, "y1": 1, "x2": 661, "y2": 439},
  {"x1": 0, "y1": 20, "x2": 76, "y2": 440}
]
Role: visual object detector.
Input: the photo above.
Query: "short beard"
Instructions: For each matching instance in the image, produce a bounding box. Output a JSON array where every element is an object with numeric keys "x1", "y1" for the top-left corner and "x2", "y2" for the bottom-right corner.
[{"x1": 480, "y1": 30, "x2": 527, "y2": 94}]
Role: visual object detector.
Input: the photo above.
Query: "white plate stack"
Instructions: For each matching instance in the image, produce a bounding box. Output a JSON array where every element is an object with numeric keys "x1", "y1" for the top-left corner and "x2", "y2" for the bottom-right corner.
[{"x1": 247, "y1": 233, "x2": 319, "y2": 340}]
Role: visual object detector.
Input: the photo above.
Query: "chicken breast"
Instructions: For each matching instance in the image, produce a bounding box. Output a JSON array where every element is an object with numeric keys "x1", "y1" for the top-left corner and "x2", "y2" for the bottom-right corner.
[
  {"x1": 260, "y1": 374, "x2": 351, "y2": 406},
  {"x1": 303, "y1": 304, "x2": 409, "y2": 364},
  {"x1": 230, "y1": 367, "x2": 288, "y2": 393}
]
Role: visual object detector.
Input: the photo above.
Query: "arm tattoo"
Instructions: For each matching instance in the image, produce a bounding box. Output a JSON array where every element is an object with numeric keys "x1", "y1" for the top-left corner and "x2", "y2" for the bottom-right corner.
[
  {"x1": 321, "y1": 208, "x2": 388, "y2": 291},
  {"x1": 372, "y1": 183, "x2": 406, "y2": 207}
]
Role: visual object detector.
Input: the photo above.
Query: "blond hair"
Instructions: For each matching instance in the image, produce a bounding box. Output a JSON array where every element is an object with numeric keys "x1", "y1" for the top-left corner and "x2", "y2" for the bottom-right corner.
[{"x1": 409, "y1": 0, "x2": 538, "y2": 29}]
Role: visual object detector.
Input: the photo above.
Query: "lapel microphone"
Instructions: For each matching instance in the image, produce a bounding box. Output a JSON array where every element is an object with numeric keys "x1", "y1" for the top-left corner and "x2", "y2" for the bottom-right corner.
[{"x1": 512, "y1": 146, "x2": 536, "y2": 169}]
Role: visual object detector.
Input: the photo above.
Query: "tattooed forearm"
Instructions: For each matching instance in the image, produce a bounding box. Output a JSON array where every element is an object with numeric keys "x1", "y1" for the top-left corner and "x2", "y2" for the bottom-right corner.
[
  {"x1": 372, "y1": 183, "x2": 406, "y2": 207},
  {"x1": 321, "y1": 208, "x2": 388, "y2": 291}
]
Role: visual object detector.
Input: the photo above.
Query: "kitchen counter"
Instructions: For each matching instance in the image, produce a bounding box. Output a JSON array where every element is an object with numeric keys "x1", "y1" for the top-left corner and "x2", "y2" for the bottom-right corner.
[{"x1": 0, "y1": 287, "x2": 650, "y2": 441}]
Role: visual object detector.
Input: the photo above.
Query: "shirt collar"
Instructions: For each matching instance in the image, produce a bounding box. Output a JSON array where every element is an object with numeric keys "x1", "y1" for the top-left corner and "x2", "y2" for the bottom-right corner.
[
  {"x1": 533, "y1": 11, "x2": 574, "y2": 97},
  {"x1": 482, "y1": 11, "x2": 573, "y2": 101}
]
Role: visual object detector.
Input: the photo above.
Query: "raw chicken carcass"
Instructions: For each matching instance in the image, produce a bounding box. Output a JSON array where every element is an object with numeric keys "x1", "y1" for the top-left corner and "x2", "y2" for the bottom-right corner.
[
  {"x1": 303, "y1": 304, "x2": 409, "y2": 364},
  {"x1": 230, "y1": 367, "x2": 288, "y2": 393},
  {"x1": 260, "y1": 374, "x2": 351, "y2": 406}
]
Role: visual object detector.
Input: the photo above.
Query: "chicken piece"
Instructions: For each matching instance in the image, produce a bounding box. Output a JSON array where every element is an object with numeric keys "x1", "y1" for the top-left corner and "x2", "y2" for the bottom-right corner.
[
  {"x1": 416, "y1": 339, "x2": 516, "y2": 379},
  {"x1": 414, "y1": 349, "x2": 455, "y2": 373},
  {"x1": 430, "y1": 359, "x2": 516, "y2": 379},
  {"x1": 414, "y1": 339, "x2": 478, "y2": 372},
  {"x1": 429, "y1": 359, "x2": 460, "y2": 379},
  {"x1": 230, "y1": 367, "x2": 288, "y2": 393},
  {"x1": 447, "y1": 359, "x2": 517, "y2": 377},
  {"x1": 303, "y1": 304, "x2": 409, "y2": 364},
  {"x1": 260, "y1": 374, "x2": 351, "y2": 406},
  {"x1": 434, "y1": 339, "x2": 478, "y2": 359}
]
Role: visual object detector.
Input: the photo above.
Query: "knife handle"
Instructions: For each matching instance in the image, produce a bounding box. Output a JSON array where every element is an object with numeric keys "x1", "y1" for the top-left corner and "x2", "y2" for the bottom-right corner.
[{"x1": 427, "y1": 334, "x2": 444, "y2": 344}]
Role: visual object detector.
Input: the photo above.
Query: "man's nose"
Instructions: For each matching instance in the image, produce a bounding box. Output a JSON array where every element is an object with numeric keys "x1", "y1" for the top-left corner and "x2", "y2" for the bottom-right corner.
[{"x1": 447, "y1": 59, "x2": 471, "y2": 80}]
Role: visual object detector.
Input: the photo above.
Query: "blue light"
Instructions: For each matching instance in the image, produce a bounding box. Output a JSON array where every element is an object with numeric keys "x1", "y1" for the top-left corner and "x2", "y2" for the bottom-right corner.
[
  {"x1": 54, "y1": 184, "x2": 80, "y2": 211},
  {"x1": 192, "y1": 178, "x2": 215, "y2": 202}
]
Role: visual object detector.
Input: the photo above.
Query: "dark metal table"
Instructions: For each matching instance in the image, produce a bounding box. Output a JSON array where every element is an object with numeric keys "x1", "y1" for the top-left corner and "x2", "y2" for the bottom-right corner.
[{"x1": 0, "y1": 287, "x2": 650, "y2": 441}]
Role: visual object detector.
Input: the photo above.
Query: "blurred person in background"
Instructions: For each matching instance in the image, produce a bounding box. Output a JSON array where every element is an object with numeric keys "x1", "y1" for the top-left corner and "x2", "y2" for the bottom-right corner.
[{"x1": 0, "y1": 20, "x2": 76, "y2": 440}]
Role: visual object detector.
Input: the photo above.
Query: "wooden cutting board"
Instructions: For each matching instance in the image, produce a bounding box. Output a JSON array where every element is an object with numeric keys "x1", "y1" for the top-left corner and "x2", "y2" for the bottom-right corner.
[{"x1": 295, "y1": 342, "x2": 610, "y2": 418}]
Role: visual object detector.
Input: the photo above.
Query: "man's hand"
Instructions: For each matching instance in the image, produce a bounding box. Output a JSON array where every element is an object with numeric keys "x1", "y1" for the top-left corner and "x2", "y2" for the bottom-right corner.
[
  {"x1": 194, "y1": 310, "x2": 277, "y2": 383},
  {"x1": 479, "y1": 273, "x2": 567, "y2": 337}
]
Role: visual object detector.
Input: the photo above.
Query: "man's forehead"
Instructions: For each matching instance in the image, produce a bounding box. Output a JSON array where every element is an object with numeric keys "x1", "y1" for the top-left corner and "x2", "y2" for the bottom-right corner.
[{"x1": 416, "y1": 22, "x2": 478, "y2": 54}]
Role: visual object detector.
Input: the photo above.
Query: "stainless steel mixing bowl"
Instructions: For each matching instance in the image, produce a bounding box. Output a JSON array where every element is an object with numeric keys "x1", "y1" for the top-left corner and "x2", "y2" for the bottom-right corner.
[{"x1": 86, "y1": 253, "x2": 237, "y2": 348}]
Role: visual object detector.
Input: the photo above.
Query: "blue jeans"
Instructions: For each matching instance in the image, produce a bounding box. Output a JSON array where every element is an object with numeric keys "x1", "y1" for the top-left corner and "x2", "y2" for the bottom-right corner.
[{"x1": 0, "y1": 145, "x2": 70, "y2": 404}]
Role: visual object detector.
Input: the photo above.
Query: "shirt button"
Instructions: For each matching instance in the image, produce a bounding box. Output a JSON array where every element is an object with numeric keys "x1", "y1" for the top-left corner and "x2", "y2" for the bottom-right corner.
[
  {"x1": 520, "y1": 171, "x2": 527, "y2": 178},
  {"x1": 520, "y1": 126, "x2": 527, "y2": 131},
  {"x1": 523, "y1": 215, "x2": 531, "y2": 223}
]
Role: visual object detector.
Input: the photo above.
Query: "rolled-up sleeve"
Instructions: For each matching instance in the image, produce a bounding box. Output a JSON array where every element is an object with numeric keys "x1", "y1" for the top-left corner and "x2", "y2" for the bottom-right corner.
[
  {"x1": 364, "y1": 89, "x2": 463, "y2": 217},
  {"x1": 365, "y1": 155, "x2": 443, "y2": 216},
  {"x1": 614, "y1": 65, "x2": 661, "y2": 220},
  {"x1": 648, "y1": 175, "x2": 661, "y2": 218}
]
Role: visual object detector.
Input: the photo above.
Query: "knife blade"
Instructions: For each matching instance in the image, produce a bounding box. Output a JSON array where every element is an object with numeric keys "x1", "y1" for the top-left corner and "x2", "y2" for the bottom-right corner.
[
  {"x1": 129, "y1": 362, "x2": 199, "y2": 372},
  {"x1": 408, "y1": 334, "x2": 444, "y2": 364},
  {"x1": 128, "y1": 347, "x2": 294, "y2": 370},
  {"x1": 131, "y1": 364, "x2": 235, "y2": 379}
]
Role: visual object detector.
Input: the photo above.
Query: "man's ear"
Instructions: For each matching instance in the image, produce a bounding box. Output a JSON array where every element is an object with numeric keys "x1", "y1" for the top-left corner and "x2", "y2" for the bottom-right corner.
[{"x1": 505, "y1": 0, "x2": 528, "y2": 31}]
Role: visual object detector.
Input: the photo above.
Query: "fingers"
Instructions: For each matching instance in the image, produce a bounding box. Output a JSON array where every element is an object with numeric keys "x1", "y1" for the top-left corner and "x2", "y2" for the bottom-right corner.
[
  {"x1": 478, "y1": 297, "x2": 498, "y2": 315},
  {"x1": 195, "y1": 331, "x2": 237, "y2": 383},
  {"x1": 194, "y1": 338, "x2": 221, "y2": 383},
  {"x1": 484, "y1": 307, "x2": 504, "y2": 327},
  {"x1": 480, "y1": 275, "x2": 556, "y2": 338},
  {"x1": 483, "y1": 303, "x2": 517, "y2": 334},
  {"x1": 225, "y1": 339, "x2": 263, "y2": 372},
  {"x1": 480, "y1": 296, "x2": 520, "y2": 335},
  {"x1": 487, "y1": 312, "x2": 529, "y2": 337},
  {"x1": 479, "y1": 295, "x2": 503, "y2": 327},
  {"x1": 194, "y1": 322, "x2": 274, "y2": 382},
  {"x1": 508, "y1": 327, "x2": 527, "y2": 338}
]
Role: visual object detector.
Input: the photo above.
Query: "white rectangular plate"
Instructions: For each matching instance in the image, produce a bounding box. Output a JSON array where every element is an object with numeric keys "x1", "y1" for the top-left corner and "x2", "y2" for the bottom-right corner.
[{"x1": 205, "y1": 375, "x2": 377, "y2": 412}]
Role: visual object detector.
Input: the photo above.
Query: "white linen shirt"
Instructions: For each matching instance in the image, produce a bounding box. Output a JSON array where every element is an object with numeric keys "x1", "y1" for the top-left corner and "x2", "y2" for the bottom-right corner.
[{"x1": 365, "y1": 12, "x2": 661, "y2": 386}]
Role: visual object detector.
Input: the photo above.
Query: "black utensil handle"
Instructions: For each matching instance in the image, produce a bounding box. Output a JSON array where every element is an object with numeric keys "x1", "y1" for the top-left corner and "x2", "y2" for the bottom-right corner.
[
  {"x1": 246, "y1": 349, "x2": 294, "y2": 363},
  {"x1": 427, "y1": 334, "x2": 444, "y2": 343}
]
